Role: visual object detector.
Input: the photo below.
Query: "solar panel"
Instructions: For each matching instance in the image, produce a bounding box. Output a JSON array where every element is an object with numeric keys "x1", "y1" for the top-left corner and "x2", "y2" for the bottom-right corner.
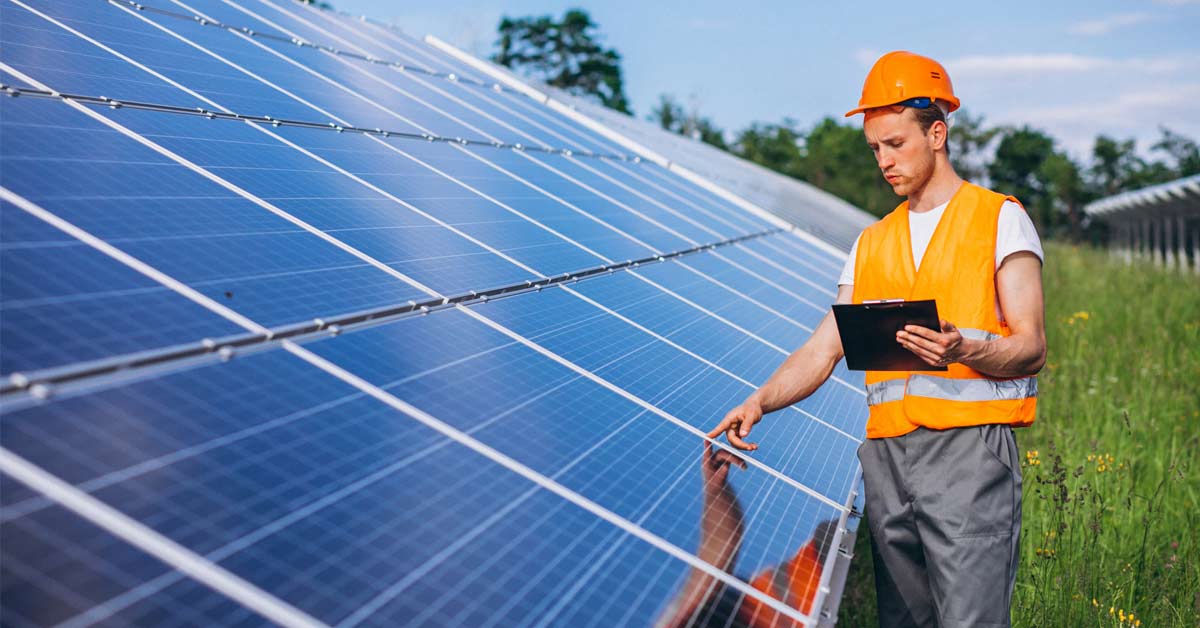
[{"x1": 0, "y1": 0, "x2": 866, "y2": 625}]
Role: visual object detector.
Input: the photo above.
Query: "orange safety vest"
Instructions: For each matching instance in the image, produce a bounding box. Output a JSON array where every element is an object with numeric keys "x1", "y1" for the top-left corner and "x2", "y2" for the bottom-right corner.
[
  {"x1": 852, "y1": 181, "x2": 1038, "y2": 439},
  {"x1": 739, "y1": 540, "x2": 823, "y2": 627}
]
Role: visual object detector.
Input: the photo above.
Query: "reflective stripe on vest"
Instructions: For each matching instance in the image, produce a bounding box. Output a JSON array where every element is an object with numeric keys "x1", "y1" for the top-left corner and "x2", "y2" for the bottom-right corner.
[
  {"x1": 957, "y1": 327, "x2": 1001, "y2": 342},
  {"x1": 866, "y1": 379, "x2": 906, "y2": 405},
  {"x1": 866, "y1": 375, "x2": 1037, "y2": 405},
  {"x1": 909, "y1": 374, "x2": 1037, "y2": 402}
]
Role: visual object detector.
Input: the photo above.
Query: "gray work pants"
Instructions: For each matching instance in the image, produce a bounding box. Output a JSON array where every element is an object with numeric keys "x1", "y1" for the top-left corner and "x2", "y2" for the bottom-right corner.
[{"x1": 857, "y1": 424, "x2": 1023, "y2": 628}]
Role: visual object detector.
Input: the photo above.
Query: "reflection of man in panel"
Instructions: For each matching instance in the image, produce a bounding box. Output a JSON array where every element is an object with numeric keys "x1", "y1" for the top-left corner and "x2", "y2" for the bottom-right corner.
[
  {"x1": 708, "y1": 51, "x2": 1046, "y2": 627},
  {"x1": 657, "y1": 443, "x2": 836, "y2": 628}
]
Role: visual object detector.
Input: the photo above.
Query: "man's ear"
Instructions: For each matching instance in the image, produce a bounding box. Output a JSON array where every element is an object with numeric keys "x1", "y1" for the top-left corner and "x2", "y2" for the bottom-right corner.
[{"x1": 929, "y1": 120, "x2": 948, "y2": 151}]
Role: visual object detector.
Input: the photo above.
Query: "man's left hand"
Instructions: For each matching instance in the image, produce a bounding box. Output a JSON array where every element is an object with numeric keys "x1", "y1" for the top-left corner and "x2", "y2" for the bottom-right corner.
[{"x1": 896, "y1": 319, "x2": 969, "y2": 367}]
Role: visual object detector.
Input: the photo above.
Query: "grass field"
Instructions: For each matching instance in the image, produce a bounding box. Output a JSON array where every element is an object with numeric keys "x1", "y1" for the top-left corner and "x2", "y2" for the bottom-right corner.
[{"x1": 836, "y1": 242, "x2": 1200, "y2": 627}]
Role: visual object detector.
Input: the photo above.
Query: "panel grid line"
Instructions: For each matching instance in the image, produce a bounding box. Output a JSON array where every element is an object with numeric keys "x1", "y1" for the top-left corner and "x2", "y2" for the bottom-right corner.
[
  {"x1": 0, "y1": 188, "x2": 816, "y2": 628},
  {"x1": 1, "y1": 215, "x2": 779, "y2": 395},
  {"x1": 0, "y1": 5, "x2": 870, "y2": 622},
  {"x1": 191, "y1": 3, "x2": 864, "y2": 400},
  {"x1": 424, "y1": 34, "x2": 851, "y2": 261},
  {"x1": 0, "y1": 83, "x2": 631, "y2": 160},
  {"x1": 1, "y1": 25, "x2": 839, "y2": 511},
  {"x1": 107, "y1": 0, "x2": 531, "y2": 100},
  {"x1": 199, "y1": 0, "x2": 834, "y2": 303},
  {"x1": 29, "y1": 0, "x2": 867, "y2": 408},
  {"x1": 0, "y1": 448, "x2": 328, "y2": 628},
  {"x1": 158, "y1": 0, "x2": 862, "y2": 397}
]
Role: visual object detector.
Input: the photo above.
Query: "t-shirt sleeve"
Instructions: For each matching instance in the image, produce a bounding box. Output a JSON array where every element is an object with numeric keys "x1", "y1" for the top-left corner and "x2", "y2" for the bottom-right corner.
[
  {"x1": 838, "y1": 234, "x2": 860, "y2": 286},
  {"x1": 996, "y1": 200, "x2": 1044, "y2": 268}
]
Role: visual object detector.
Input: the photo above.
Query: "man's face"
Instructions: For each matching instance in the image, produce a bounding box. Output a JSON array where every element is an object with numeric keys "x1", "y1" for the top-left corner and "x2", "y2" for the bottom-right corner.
[{"x1": 863, "y1": 107, "x2": 937, "y2": 197}]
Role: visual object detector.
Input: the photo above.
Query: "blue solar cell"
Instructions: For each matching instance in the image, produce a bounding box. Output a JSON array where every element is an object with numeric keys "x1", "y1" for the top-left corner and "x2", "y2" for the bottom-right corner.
[
  {"x1": 673, "y1": 250, "x2": 829, "y2": 330},
  {"x1": 305, "y1": 305, "x2": 844, "y2": 523},
  {"x1": 625, "y1": 259, "x2": 811, "y2": 349},
  {"x1": 256, "y1": 124, "x2": 608, "y2": 275},
  {"x1": 411, "y1": 284, "x2": 861, "y2": 501},
  {"x1": 1, "y1": 1, "x2": 867, "y2": 624},
  {"x1": 1, "y1": 0, "x2": 345, "y2": 131},
  {"x1": 714, "y1": 244, "x2": 841, "y2": 297},
  {"x1": 341, "y1": 142, "x2": 662, "y2": 263},
  {"x1": 0, "y1": 95, "x2": 438, "y2": 326},
  {"x1": 519, "y1": 151, "x2": 735, "y2": 244},
  {"x1": 1, "y1": 337, "x2": 835, "y2": 625},
  {"x1": 572, "y1": 267, "x2": 803, "y2": 381},
  {"x1": 4, "y1": 0, "x2": 681, "y2": 282},
  {"x1": 567, "y1": 264, "x2": 867, "y2": 437},
  {"x1": 454, "y1": 147, "x2": 695, "y2": 253},
  {"x1": 127, "y1": 3, "x2": 494, "y2": 143},
  {"x1": 0, "y1": 484, "x2": 260, "y2": 627},
  {"x1": 202, "y1": 0, "x2": 629, "y2": 157},
  {"x1": 0, "y1": 202, "x2": 242, "y2": 375},
  {"x1": 761, "y1": 231, "x2": 849, "y2": 278},
  {"x1": 624, "y1": 160, "x2": 785, "y2": 233}
]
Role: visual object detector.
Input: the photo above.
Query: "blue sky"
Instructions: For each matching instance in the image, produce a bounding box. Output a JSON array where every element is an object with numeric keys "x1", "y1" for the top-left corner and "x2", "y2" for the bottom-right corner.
[{"x1": 334, "y1": 0, "x2": 1199, "y2": 162}]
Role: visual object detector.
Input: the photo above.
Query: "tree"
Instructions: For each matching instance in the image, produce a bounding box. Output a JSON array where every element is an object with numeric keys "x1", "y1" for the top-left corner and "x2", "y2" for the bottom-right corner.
[
  {"x1": 650, "y1": 94, "x2": 728, "y2": 150},
  {"x1": 733, "y1": 121, "x2": 805, "y2": 178},
  {"x1": 733, "y1": 117, "x2": 898, "y2": 217},
  {"x1": 1088, "y1": 135, "x2": 1147, "y2": 197},
  {"x1": 988, "y1": 127, "x2": 1056, "y2": 234},
  {"x1": 947, "y1": 109, "x2": 1000, "y2": 184},
  {"x1": 795, "y1": 117, "x2": 896, "y2": 217},
  {"x1": 1037, "y1": 151, "x2": 1091, "y2": 241},
  {"x1": 493, "y1": 10, "x2": 630, "y2": 113},
  {"x1": 1150, "y1": 127, "x2": 1200, "y2": 178}
]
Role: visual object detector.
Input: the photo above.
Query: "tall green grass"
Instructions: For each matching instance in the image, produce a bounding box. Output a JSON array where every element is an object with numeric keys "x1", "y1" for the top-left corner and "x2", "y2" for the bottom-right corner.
[{"x1": 837, "y1": 243, "x2": 1200, "y2": 627}]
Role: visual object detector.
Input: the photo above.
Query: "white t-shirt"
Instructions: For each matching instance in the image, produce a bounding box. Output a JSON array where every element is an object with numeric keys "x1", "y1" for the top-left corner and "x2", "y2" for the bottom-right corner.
[{"x1": 838, "y1": 200, "x2": 1043, "y2": 319}]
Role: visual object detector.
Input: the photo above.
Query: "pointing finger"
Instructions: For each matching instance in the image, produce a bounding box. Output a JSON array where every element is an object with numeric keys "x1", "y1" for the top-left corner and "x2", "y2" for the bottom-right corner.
[{"x1": 706, "y1": 417, "x2": 734, "y2": 440}]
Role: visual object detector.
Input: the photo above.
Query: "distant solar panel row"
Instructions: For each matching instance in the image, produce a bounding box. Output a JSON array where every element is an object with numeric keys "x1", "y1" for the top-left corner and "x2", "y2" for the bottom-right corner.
[{"x1": 0, "y1": 0, "x2": 865, "y2": 626}]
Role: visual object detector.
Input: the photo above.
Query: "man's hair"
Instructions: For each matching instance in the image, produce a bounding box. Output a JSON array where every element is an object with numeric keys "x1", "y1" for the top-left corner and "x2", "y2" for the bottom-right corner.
[{"x1": 910, "y1": 102, "x2": 951, "y2": 158}]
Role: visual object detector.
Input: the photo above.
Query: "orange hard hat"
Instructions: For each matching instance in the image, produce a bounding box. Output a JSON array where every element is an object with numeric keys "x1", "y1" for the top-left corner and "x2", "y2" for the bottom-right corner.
[{"x1": 845, "y1": 51, "x2": 960, "y2": 117}]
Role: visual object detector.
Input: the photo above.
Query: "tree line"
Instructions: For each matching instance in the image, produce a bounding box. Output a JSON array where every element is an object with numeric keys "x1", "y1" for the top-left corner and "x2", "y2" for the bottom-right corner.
[{"x1": 492, "y1": 9, "x2": 1199, "y2": 240}]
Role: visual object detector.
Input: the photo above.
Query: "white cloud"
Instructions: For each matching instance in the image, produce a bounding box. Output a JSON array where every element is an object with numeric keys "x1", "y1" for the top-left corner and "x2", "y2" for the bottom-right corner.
[
  {"x1": 945, "y1": 53, "x2": 1198, "y2": 79},
  {"x1": 1036, "y1": 83, "x2": 1200, "y2": 125},
  {"x1": 950, "y1": 53, "x2": 1105, "y2": 75},
  {"x1": 986, "y1": 83, "x2": 1200, "y2": 158},
  {"x1": 1068, "y1": 12, "x2": 1151, "y2": 36}
]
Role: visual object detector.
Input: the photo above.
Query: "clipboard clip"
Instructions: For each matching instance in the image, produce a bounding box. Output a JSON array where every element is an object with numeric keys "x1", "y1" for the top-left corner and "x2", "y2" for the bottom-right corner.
[{"x1": 863, "y1": 298, "x2": 905, "y2": 304}]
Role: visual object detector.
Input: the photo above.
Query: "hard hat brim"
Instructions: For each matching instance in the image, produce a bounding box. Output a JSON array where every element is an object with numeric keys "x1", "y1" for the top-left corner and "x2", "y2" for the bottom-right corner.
[{"x1": 844, "y1": 95, "x2": 961, "y2": 118}]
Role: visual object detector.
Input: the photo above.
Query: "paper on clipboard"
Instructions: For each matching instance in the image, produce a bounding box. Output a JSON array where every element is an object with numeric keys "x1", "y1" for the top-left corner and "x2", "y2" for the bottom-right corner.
[{"x1": 832, "y1": 299, "x2": 947, "y2": 371}]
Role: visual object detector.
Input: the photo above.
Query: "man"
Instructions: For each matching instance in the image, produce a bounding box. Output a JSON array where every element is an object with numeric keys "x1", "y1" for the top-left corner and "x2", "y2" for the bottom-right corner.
[{"x1": 707, "y1": 51, "x2": 1046, "y2": 627}]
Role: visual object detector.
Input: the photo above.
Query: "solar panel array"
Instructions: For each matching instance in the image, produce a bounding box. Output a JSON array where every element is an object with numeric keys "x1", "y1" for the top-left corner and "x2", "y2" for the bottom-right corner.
[
  {"x1": 444, "y1": 50, "x2": 875, "y2": 251},
  {"x1": 0, "y1": 1, "x2": 866, "y2": 626}
]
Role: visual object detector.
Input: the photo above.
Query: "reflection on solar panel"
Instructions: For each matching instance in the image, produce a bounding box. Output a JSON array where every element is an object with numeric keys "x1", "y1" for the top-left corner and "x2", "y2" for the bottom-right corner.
[{"x1": 0, "y1": 1, "x2": 866, "y2": 625}]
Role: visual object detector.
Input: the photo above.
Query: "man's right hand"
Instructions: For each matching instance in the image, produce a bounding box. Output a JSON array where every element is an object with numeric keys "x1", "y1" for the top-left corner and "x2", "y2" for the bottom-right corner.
[{"x1": 707, "y1": 400, "x2": 764, "y2": 451}]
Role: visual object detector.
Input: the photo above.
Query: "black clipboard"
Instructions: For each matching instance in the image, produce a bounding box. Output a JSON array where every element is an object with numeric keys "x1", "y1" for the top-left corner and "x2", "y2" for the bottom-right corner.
[{"x1": 832, "y1": 299, "x2": 947, "y2": 371}]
